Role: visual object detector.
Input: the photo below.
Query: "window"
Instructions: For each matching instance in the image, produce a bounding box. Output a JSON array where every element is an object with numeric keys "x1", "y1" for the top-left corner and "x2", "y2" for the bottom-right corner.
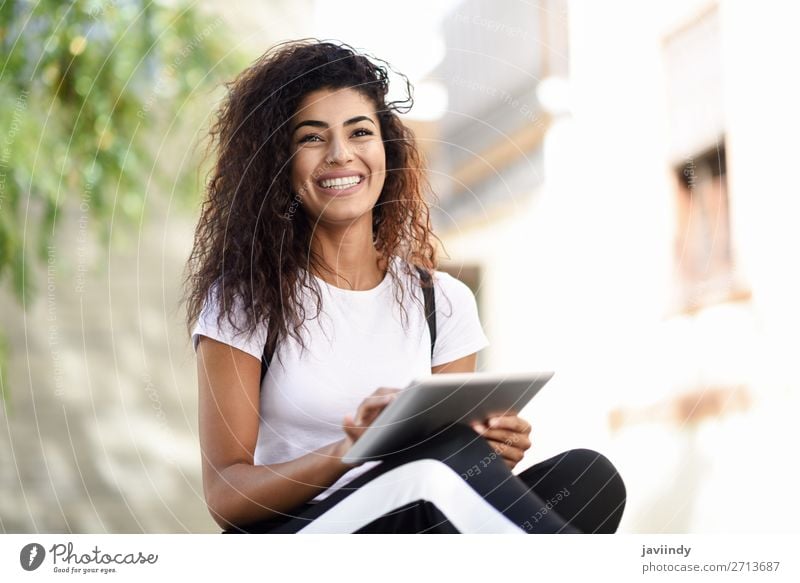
[
  {"x1": 672, "y1": 144, "x2": 747, "y2": 311},
  {"x1": 663, "y1": 6, "x2": 749, "y2": 313}
]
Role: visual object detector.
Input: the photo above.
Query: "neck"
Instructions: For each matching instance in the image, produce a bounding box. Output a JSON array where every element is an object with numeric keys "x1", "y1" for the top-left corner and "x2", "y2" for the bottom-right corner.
[{"x1": 308, "y1": 217, "x2": 387, "y2": 290}]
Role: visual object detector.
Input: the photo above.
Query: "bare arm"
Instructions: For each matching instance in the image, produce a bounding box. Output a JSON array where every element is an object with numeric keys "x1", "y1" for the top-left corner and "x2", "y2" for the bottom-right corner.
[
  {"x1": 431, "y1": 352, "x2": 478, "y2": 374},
  {"x1": 197, "y1": 335, "x2": 353, "y2": 530}
]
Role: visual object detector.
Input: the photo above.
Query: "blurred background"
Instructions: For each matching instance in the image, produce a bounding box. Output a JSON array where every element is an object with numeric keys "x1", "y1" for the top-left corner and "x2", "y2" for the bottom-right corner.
[{"x1": 1, "y1": 0, "x2": 798, "y2": 533}]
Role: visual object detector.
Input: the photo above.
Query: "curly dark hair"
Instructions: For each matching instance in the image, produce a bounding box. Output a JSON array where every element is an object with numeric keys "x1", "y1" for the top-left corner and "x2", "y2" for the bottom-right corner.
[{"x1": 183, "y1": 38, "x2": 442, "y2": 365}]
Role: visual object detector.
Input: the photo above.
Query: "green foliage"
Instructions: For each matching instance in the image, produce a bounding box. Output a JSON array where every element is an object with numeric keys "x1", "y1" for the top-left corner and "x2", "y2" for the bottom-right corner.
[
  {"x1": 0, "y1": 330, "x2": 9, "y2": 414},
  {"x1": 0, "y1": 0, "x2": 245, "y2": 403}
]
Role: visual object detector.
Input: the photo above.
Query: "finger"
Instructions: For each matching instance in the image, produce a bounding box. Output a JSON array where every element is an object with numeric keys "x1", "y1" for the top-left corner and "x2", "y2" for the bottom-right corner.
[
  {"x1": 372, "y1": 387, "x2": 402, "y2": 397},
  {"x1": 480, "y1": 428, "x2": 531, "y2": 450},
  {"x1": 355, "y1": 395, "x2": 395, "y2": 424},
  {"x1": 358, "y1": 401, "x2": 392, "y2": 425},
  {"x1": 470, "y1": 421, "x2": 487, "y2": 433},
  {"x1": 364, "y1": 392, "x2": 397, "y2": 408},
  {"x1": 342, "y1": 415, "x2": 362, "y2": 442},
  {"x1": 487, "y1": 447, "x2": 523, "y2": 469},
  {"x1": 487, "y1": 415, "x2": 529, "y2": 433},
  {"x1": 482, "y1": 429, "x2": 531, "y2": 447},
  {"x1": 488, "y1": 414, "x2": 531, "y2": 434},
  {"x1": 363, "y1": 388, "x2": 401, "y2": 415},
  {"x1": 486, "y1": 439, "x2": 525, "y2": 460},
  {"x1": 361, "y1": 395, "x2": 394, "y2": 412},
  {"x1": 343, "y1": 413, "x2": 362, "y2": 433},
  {"x1": 486, "y1": 439, "x2": 526, "y2": 463},
  {"x1": 343, "y1": 413, "x2": 363, "y2": 431}
]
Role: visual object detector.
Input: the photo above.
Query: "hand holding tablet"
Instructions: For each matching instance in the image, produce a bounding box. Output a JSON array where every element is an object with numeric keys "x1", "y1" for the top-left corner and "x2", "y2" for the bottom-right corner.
[
  {"x1": 342, "y1": 371, "x2": 555, "y2": 464},
  {"x1": 341, "y1": 387, "x2": 402, "y2": 450}
]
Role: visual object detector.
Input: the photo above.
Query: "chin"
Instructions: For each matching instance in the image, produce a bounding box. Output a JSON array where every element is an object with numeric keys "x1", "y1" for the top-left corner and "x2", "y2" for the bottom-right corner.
[{"x1": 314, "y1": 199, "x2": 379, "y2": 226}]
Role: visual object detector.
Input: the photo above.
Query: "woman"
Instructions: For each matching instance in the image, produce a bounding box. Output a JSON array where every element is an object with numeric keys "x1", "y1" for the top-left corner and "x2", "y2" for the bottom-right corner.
[{"x1": 184, "y1": 39, "x2": 626, "y2": 533}]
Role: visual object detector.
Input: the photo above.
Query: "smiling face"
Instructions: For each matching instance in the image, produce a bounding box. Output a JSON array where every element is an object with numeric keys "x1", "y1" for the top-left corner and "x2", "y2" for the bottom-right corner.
[{"x1": 289, "y1": 87, "x2": 387, "y2": 229}]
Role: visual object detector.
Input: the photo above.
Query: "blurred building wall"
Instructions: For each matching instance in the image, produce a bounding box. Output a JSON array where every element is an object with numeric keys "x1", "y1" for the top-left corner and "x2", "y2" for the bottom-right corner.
[{"x1": 431, "y1": 0, "x2": 800, "y2": 532}]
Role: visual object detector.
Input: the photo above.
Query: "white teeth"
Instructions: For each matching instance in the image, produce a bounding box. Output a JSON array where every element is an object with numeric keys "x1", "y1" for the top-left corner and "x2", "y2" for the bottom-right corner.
[{"x1": 320, "y1": 175, "x2": 362, "y2": 188}]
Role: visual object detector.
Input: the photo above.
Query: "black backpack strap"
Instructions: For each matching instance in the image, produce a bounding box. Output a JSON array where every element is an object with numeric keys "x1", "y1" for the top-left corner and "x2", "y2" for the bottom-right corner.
[
  {"x1": 415, "y1": 265, "x2": 437, "y2": 360},
  {"x1": 259, "y1": 333, "x2": 273, "y2": 389},
  {"x1": 259, "y1": 264, "x2": 438, "y2": 388}
]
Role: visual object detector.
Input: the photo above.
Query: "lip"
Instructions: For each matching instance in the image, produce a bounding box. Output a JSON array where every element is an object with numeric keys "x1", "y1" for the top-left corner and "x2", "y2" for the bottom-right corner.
[{"x1": 314, "y1": 174, "x2": 366, "y2": 197}]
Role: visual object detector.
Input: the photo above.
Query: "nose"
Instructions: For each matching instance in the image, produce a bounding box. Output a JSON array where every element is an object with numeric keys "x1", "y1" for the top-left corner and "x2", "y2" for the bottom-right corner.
[{"x1": 326, "y1": 132, "x2": 354, "y2": 165}]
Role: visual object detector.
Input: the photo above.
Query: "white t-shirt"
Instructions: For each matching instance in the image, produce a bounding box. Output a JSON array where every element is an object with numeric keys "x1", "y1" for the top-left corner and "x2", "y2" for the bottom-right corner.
[{"x1": 191, "y1": 255, "x2": 490, "y2": 502}]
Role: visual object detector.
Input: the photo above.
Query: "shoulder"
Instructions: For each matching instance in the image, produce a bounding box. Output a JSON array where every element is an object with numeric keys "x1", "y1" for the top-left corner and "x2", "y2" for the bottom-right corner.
[
  {"x1": 426, "y1": 267, "x2": 490, "y2": 366},
  {"x1": 432, "y1": 268, "x2": 469, "y2": 291},
  {"x1": 432, "y1": 268, "x2": 478, "y2": 308},
  {"x1": 389, "y1": 257, "x2": 478, "y2": 307},
  {"x1": 391, "y1": 257, "x2": 470, "y2": 292},
  {"x1": 191, "y1": 280, "x2": 266, "y2": 361}
]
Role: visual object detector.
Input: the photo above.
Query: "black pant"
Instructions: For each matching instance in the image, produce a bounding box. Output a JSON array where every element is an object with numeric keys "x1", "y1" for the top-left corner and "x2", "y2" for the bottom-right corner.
[{"x1": 224, "y1": 423, "x2": 626, "y2": 533}]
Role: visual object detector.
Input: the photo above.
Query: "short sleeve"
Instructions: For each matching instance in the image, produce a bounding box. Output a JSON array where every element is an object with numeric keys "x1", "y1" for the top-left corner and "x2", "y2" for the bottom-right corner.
[
  {"x1": 191, "y1": 284, "x2": 267, "y2": 361},
  {"x1": 430, "y1": 271, "x2": 490, "y2": 367}
]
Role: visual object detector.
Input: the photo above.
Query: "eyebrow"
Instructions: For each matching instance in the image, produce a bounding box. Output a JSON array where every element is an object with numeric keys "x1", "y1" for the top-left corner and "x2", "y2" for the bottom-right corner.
[{"x1": 292, "y1": 115, "x2": 376, "y2": 134}]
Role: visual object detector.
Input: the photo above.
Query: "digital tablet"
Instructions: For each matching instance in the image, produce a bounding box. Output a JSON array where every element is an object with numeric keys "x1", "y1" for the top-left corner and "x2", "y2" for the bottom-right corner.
[{"x1": 342, "y1": 370, "x2": 555, "y2": 464}]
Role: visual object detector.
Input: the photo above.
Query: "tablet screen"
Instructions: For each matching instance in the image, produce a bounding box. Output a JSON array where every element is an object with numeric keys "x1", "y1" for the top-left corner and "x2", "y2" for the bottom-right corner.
[{"x1": 342, "y1": 371, "x2": 554, "y2": 463}]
